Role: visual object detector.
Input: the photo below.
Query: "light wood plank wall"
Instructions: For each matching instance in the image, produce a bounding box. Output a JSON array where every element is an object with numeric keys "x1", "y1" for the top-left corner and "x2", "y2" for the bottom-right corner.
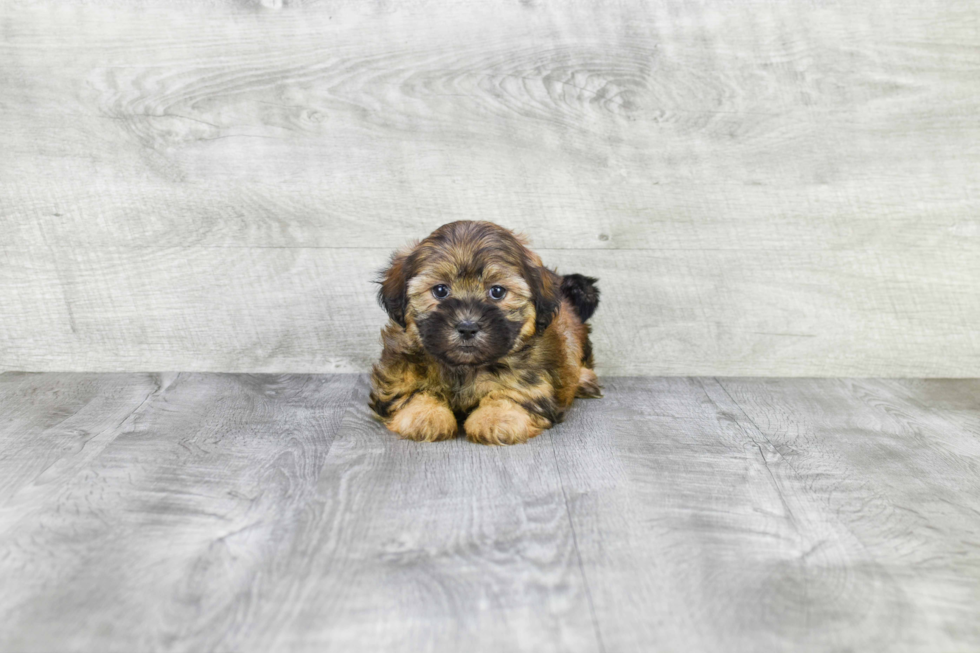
[{"x1": 1, "y1": 0, "x2": 978, "y2": 376}]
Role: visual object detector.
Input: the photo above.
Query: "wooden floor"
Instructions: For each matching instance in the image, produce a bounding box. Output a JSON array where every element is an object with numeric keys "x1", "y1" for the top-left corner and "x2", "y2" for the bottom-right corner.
[{"x1": 1, "y1": 373, "x2": 978, "y2": 652}]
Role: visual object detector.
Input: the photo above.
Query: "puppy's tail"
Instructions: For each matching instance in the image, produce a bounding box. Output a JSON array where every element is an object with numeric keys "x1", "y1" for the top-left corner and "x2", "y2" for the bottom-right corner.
[{"x1": 560, "y1": 274, "x2": 600, "y2": 322}]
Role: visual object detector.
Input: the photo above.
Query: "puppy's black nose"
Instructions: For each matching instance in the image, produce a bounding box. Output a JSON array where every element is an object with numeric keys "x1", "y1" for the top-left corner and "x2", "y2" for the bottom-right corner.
[{"x1": 456, "y1": 321, "x2": 480, "y2": 340}]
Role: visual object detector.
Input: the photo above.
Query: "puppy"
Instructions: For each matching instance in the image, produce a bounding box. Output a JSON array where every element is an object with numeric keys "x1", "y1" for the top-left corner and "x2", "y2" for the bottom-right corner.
[{"x1": 369, "y1": 221, "x2": 601, "y2": 445}]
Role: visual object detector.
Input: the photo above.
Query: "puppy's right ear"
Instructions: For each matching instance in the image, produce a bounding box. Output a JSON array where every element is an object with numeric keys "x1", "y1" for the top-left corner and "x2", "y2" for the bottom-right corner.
[{"x1": 376, "y1": 247, "x2": 415, "y2": 329}]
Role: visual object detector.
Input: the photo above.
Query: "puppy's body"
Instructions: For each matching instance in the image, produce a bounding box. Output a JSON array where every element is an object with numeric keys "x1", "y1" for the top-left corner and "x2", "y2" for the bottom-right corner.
[{"x1": 369, "y1": 221, "x2": 600, "y2": 445}]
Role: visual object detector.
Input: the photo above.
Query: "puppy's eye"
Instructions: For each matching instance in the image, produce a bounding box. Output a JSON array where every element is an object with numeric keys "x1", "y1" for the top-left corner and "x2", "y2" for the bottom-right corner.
[
  {"x1": 488, "y1": 285, "x2": 507, "y2": 300},
  {"x1": 432, "y1": 284, "x2": 450, "y2": 299}
]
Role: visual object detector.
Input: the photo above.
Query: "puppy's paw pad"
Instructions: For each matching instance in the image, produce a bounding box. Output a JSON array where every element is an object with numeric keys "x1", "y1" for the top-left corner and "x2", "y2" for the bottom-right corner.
[
  {"x1": 464, "y1": 401, "x2": 541, "y2": 446},
  {"x1": 387, "y1": 394, "x2": 457, "y2": 442}
]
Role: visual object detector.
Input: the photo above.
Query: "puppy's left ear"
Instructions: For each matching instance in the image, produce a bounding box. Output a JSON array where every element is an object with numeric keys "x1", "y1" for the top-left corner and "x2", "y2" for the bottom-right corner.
[
  {"x1": 527, "y1": 265, "x2": 562, "y2": 334},
  {"x1": 376, "y1": 247, "x2": 415, "y2": 329}
]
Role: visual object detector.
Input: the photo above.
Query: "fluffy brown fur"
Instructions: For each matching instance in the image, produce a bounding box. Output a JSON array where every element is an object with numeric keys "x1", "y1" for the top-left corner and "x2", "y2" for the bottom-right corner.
[{"x1": 369, "y1": 221, "x2": 601, "y2": 445}]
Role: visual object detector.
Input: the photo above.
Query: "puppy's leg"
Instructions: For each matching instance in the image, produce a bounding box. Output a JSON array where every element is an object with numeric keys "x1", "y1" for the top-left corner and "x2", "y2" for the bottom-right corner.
[
  {"x1": 576, "y1": 368, "x2": 603, "y2": 398},
  {"x1": 464, "y1": 397, "x2": 551, "y2": 446},
  {"x1": 370, "y1": 357, "x2": 455, "y2": 442},
  {"x1": 386, "y1": 392, "x2": 457, "y2": 442}
]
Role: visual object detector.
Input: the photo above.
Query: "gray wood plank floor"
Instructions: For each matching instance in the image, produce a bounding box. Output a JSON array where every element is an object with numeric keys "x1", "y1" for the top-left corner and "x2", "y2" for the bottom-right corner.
[{"x1": 1, "y1": 373, "x2": 978, "y2": 652}]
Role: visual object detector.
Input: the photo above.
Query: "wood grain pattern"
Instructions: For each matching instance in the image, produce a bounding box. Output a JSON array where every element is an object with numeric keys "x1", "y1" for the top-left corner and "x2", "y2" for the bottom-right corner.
[
  {"x1": 2, "y1": 244, "x2": 977, "y2": 376},
  {"x1": 2, "y1": 372, "x2": 979, "y2": 651},
  {"x1": 550, "y1": 376, "x2": 980, "y2": 652},
  {"x1": 2, "y1": 0, "x2": 980, "y2": 375},
  {"x1": 0, "y1": 372, "x2": 358, "y2": 653},
  {"x1": 0, "y1": 373, "x2": 599, "y2": 653},
  {"x1": 713, "y1": 377, "x2": 980, "y2": 650},
  {"x1": 261, "y1": 379, "x2": 599, "y2": 653},
  {"x1": 0, "y1": 372, "x2": 160, "y2": 512}
]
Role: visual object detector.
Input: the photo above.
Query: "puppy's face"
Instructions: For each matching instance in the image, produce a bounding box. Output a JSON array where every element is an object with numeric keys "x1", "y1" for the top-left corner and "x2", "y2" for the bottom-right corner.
[{"x1": 377, "y1": 221, "x2": 561, "y2": 366}]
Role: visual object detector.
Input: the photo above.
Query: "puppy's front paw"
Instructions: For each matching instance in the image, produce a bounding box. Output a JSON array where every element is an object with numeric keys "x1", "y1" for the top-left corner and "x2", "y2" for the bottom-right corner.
[
  {"x1": 464, "y1": 399, "x2": 543, "y2": 446},
  {"x1": 386, "y1": 393, "x2": 457, "y2": 442}
]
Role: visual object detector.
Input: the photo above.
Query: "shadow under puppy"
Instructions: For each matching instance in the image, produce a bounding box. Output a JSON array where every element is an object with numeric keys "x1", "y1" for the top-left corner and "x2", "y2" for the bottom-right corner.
[{"x1": 369, "y1": 221, "x2": 600, "y2": 445}]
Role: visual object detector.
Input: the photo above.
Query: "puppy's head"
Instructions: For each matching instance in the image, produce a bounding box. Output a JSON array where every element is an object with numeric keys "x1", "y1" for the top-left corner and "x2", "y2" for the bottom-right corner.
[{"x1": 377, "y1": 221, "x2": 561, "y2": 366}]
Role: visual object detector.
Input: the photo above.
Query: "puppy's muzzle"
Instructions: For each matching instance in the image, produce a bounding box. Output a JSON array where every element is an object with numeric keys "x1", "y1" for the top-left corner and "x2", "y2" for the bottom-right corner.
[{"x1": 417, "y1": 297, "x2": 521, "y2": 365}]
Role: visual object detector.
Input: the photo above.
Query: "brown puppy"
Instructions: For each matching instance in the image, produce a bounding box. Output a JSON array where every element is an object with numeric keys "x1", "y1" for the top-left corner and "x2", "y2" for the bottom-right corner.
[{"x1": 369, "y1": 221, "x2": 601, "y2": 445}]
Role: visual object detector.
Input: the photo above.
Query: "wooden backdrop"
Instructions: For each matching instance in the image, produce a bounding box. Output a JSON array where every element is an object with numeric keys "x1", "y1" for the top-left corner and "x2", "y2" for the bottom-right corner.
[{"x1": 2, "y1": 0, "x2": 978, "y2": 376}]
